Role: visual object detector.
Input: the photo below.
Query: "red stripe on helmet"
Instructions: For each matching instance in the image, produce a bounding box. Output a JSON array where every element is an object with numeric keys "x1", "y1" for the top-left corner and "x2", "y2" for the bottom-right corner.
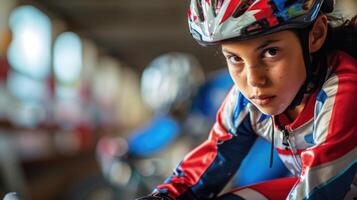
[
  {"x1": 249, "y1": 0, "x2": 273, "y2": 21},
  {"x1": 220, "y1": 0, "x2": 241, "y2": 25},
  {"x1": 188, "y1": 8, "x2": 192, "y2": 20},
  {"x1": 267, "y1": 15, "x2": 279, "y2": 27}
]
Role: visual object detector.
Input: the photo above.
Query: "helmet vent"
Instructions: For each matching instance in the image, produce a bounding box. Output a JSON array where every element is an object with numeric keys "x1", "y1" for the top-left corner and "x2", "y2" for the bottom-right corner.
[
  {"x1": 214, "y1": 0, "x2": 225, "y2": 16},
  {"x1": 232, "y1": 0, "x2": 254, "y2": 18},
  {"x1": 196, "y1": 0, "x2": 205, "y2": 21}
]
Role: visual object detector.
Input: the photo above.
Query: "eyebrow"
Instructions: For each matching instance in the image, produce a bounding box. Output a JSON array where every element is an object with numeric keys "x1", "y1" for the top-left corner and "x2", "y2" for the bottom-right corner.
[
  {"x1": 221, "y1": 48, "x2": 234, "y2": 55},
  {"x1": 256, "y1": 39, "x2": 280, "y2": 51},
  {"x1": 222, "y1": 39, "x2": 281, "y2": 55}
]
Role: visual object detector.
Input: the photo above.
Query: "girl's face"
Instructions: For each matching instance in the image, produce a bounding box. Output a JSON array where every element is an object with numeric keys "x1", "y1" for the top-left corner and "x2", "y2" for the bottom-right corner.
[{"x1": 222, "y1": 30, "x2": 306, "y2": 115}]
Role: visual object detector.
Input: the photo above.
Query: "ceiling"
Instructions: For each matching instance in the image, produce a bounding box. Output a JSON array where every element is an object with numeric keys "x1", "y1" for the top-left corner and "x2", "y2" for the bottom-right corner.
[{"x1": 19, "y1": 0, "x2": 225, "y2": 74}]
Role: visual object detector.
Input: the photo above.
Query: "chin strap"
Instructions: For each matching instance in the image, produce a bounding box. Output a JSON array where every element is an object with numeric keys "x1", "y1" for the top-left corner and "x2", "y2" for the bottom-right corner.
[
  {"x1": 288, "y1": 27, "x2": 313, "y2": 109},
  {"x1": 289, "y1": 24, "x2": 329, "y2": 109}
]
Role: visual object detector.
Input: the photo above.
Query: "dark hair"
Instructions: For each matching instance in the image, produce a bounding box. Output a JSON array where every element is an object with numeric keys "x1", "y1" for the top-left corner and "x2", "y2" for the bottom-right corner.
[
  {"x1": 324, "y1": 15, "x2": 357, "y2": 58},
  {"x1": 309, "y1": 15, "x2": 357, "y2": 93}
]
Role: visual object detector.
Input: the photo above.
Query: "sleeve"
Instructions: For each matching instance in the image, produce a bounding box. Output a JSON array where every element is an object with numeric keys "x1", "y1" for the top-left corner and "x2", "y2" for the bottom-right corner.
[
  {"x1": 153, "y1": 87, "x2": 258, "y2": 200},
  {"x1": 287, "y1": 60, "x2": 357, "y2": 199}
]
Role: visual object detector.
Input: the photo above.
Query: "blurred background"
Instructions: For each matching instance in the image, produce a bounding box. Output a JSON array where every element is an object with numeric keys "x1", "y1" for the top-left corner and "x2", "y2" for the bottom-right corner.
[{"x1": 0, "y1": 0, "x2": 355, "y2": 199}]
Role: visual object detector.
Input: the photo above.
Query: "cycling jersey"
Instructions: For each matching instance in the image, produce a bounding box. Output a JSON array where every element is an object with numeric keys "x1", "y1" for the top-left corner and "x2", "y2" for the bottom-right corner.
[{"x1": 152, "y1": 51, "x2": 357, "y2": 200}]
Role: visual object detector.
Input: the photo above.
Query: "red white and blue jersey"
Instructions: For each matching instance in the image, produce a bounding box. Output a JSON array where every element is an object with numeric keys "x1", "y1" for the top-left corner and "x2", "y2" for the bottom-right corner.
[{"x1": 153, "y1": 51, "x2": 357, "y2": 200}]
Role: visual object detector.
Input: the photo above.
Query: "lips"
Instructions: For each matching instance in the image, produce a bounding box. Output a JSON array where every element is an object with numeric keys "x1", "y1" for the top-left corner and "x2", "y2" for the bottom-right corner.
[{"x1": 250, "y1": 95, "x2": 276, "y2": 106}]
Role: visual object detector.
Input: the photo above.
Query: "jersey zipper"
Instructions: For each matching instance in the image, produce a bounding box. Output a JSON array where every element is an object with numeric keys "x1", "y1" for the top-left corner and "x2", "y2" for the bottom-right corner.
[{"x1": 282, "y1": 127, "x2": 302, "y2": 173}]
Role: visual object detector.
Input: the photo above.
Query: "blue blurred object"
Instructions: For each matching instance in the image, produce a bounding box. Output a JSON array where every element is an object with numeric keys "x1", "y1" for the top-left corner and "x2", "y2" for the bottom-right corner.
[
  {"x1": 191, "y1": 70, "x2": 233, "y2": 120},
  {"x1": 234, "y1": 138, "x2": 291, "y2": 187},
  {"x1": 128, "y1": 115, "x2": 181, "y2": 157}
]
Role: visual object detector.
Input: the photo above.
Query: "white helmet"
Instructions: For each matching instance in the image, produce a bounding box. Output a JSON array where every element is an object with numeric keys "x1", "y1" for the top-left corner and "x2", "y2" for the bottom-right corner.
[{"x1": 188, "y1": 0, "x2": 335, "y2": 45}]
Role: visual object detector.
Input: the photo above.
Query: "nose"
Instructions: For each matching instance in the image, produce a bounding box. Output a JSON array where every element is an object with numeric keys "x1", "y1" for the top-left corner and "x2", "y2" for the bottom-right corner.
[{"x1": 246, "y1": 66, "x2": 267, "y2": 87}]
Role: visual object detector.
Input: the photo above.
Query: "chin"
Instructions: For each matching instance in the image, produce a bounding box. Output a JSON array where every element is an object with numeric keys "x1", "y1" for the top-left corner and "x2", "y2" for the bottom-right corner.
[{"x1": 256, "y1": 105, "x2": 286, "y2": 116}]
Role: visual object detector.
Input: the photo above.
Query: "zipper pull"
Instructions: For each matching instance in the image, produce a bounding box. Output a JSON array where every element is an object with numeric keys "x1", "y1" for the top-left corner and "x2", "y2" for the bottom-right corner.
[{"x1": 282, "y1": 129, "x2": 289, "y2": 149}]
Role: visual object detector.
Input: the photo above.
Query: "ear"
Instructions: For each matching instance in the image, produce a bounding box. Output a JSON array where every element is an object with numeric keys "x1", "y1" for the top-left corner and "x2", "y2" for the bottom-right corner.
[{"x1": 309, "y1": 14, "x2": 328, "y2": 53}]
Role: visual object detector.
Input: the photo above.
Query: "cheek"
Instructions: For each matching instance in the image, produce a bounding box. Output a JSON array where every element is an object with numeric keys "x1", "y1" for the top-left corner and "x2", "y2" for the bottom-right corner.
[
  {"x1": 228, "y1": 68, "x2": 246, "y2": 88},
  {"x1": 289, "y1": 61, "x2": 306, "y2": 86},
  {"x1": 288, "y1": 48, "x2": 306, "y2": 82},
  {"x1": 277, "y1": 55, "x2": 305, "y2": 82},
  {"x1": 275, "y1": 62, "x2": 306, "y2": 99}
]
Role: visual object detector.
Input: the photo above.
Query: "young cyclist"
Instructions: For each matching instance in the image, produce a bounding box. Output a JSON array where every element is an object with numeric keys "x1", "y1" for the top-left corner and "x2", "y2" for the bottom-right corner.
[{"x1": 137, "y1": 0, "x2": 357, "y2": 199}]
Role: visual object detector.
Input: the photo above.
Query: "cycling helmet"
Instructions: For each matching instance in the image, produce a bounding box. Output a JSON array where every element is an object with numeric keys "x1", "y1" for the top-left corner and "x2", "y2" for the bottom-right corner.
[
  {"x1": 188, "y1": 0, "x2": 335, "y2": 45},
  {"x1": 141, "y1": 52, "x2": 204, "y2": 114}
]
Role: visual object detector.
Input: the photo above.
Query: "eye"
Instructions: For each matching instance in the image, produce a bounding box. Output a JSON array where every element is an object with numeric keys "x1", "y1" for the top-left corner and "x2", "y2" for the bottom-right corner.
[
  {"x1": 263, "y1": 47, "x2": 279, "y2": 58},
  {"x1": 226, "y1": 55, "x2": 244, "y2": 65}
]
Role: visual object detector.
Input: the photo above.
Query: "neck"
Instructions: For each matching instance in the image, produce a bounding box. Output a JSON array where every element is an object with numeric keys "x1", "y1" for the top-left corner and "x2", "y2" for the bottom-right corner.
[{"x1": 285, "y1": 95, "x2": 309, "y2": 121}]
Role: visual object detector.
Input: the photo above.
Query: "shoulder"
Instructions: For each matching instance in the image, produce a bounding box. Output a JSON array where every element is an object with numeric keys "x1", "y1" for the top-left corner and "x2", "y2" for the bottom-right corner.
[
  {"x1": 328, "y1": 50, "x2": 357, "y2": 76},
  {"x1": 313, "y1": 51, "x2": 357, "y2": 144},
  {"x1": 317, "y1": 51, "x2": 357, "y2": 105}
]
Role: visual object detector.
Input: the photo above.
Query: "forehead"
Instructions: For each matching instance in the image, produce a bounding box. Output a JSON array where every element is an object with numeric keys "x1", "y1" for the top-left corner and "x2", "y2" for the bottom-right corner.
[{"x1": 221, "y1": 30, "x2": 299, "y2": 51}]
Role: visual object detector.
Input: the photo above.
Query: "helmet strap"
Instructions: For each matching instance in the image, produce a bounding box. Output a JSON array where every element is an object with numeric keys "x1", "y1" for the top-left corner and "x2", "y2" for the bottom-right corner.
[{"x1": 288, "y1": 27, "x2": 313, "y2": 109}]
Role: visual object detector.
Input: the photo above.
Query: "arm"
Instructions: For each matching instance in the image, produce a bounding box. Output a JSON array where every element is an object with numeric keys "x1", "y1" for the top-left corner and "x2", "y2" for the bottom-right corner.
[
  {"x1": 288, "y1": 54, "x2": 357, "y2": 199},
  {"x1": 151, "y1": 88, "x2": 258, "y2": 200}
]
